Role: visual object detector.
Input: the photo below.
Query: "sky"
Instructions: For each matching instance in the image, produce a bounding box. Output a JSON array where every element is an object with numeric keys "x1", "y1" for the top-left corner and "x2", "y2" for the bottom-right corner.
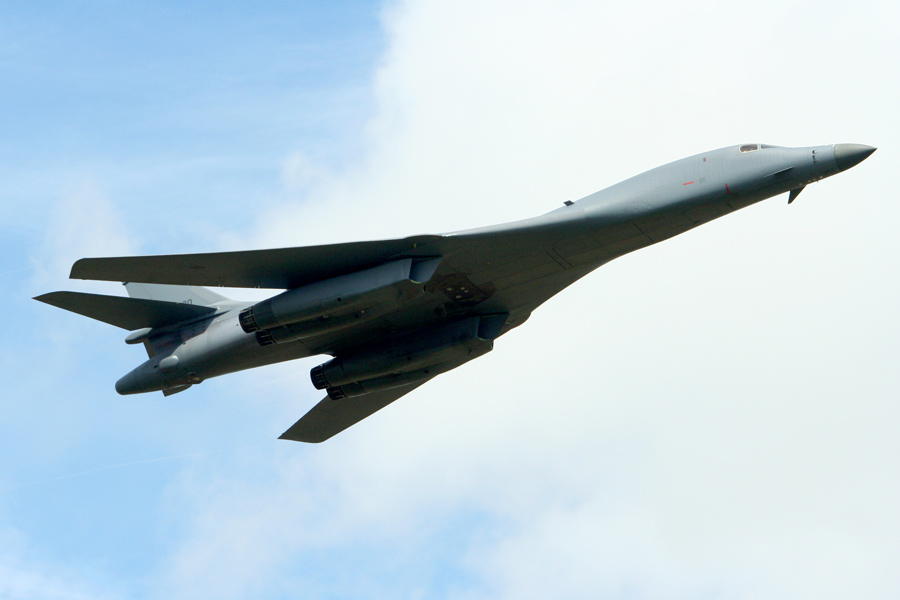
[{"x1": 1, "y1": 0, "x2": 899, "y2": 598}]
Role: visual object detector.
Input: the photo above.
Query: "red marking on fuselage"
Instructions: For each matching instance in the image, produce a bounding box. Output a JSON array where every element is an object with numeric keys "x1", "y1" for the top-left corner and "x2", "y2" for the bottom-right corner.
[
  {"x1": 725, "y1": 183, "x2": 731, "y2": 194},
  {"x1": 683, "y1": 181, "x2": 694, "y2": 186}
]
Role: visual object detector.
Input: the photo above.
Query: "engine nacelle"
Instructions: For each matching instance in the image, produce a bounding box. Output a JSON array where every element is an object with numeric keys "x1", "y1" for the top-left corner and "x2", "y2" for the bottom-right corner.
[
  {"x1": 239, "y1": 258, "x2": 440, "y2": 334},
  {"x1": 325, "y1": 342, "x2": 492, "y2": 399},
  {"x1": 254, "y1": 309, "x2": 373, "y2": 346},
  {"x1": 309, "y1": 314, "x2": 507, "y2": 393}
]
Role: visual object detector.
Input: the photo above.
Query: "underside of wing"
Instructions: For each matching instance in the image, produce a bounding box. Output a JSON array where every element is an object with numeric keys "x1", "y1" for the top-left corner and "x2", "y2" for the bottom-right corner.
[
  {"x1": 279, "y1": 380, "x2": 430, "y2": 443},
  {"x1": 70, "y1": 235, "x2": 444, "y2": 289},
  {"x1": 34, "y1": 291, "x2": 217, "y2": 330}
]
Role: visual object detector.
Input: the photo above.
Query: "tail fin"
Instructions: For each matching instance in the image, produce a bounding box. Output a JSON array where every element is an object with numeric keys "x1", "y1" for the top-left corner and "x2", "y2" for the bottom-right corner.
[{"x1": 124, "y1": 282, "x2": 228, "y2": 306}]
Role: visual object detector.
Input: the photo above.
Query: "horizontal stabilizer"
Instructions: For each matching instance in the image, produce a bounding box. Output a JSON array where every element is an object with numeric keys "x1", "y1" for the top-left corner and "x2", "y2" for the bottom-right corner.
[
  {"x1": 35, "y1": 291, "x2": 217, "y2": 330},
  {"x1": 71, "y1": 235, "x2": 443, "y2": 289},
  {"x1": 279, "y1": 381, "x2": 429, "y2": 443}
]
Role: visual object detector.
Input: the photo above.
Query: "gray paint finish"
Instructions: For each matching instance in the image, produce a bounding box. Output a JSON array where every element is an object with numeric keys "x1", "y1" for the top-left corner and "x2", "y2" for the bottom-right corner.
[{"x1": 38, "y1": 142, "x2": 876, "y2": 442}]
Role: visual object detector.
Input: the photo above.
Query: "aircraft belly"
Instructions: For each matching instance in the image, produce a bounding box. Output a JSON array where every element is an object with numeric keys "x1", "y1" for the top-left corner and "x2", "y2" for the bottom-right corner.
[
  {"x1": 550, "y1": 233, "x2": 607, "y2": 267},
  {"x1": 683, "y1": 199, "x2": 734, "y2": 226},
  {"x1": 489, "y1": 258, "x2": 565, "y2": 291}
]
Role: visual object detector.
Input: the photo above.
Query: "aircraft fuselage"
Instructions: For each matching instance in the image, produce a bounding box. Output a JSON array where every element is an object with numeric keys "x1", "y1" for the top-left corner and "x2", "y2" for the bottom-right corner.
[{"x1": 102, "y1": 143, "x2": 875, "y2": 399}]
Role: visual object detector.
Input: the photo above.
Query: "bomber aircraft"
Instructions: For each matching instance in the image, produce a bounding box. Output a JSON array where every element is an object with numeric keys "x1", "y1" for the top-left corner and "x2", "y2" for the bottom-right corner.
[{"x1": 37, "y1": 143, "x2": 875, "y2": 442}]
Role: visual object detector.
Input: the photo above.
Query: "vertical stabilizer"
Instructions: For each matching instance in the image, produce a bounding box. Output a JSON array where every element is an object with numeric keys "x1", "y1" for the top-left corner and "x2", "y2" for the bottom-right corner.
[{"x1": 124, "y1": 282, "x2": 228, "y2": 306}]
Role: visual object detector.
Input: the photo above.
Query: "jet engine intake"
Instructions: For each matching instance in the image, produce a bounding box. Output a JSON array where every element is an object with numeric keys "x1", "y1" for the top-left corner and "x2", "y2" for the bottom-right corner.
[{"x1": 239, "y1": 257, "x2": 440, "y2": 334}]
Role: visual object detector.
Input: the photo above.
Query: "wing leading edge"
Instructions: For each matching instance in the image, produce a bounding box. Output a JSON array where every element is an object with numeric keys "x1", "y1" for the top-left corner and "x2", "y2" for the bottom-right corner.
[
  {"x1": 34, "y1": 291, "x2": 217, "y2": 330},
  {"x1": 70, "y1": 235, "x2": 444, "y2": 289},
  {"x1": 279, "y1": 381, "x2": 430, "y2": 443}
]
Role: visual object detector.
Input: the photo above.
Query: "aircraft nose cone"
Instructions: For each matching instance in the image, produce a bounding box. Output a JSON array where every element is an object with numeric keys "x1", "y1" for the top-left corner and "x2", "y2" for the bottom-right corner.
[{"x1": 834, "y1": 143, "x2": 876, "y2": 172}]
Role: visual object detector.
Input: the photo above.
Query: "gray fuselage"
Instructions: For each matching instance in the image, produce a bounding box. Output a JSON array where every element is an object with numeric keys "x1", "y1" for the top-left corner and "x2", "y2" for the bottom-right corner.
[{"x1": 114, "y1": 143, "x2": 869, "y2": 395}]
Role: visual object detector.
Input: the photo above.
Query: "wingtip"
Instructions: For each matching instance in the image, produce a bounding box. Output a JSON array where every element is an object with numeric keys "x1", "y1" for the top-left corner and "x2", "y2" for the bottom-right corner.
[
  {"x1": 278, "y1": 432, "x2": 325, "y2": 443},
  {"x1": 33, "y1": 291, "x2": 62, "y2": 304},
  {"x1": 69, "y1": 258, "x2": 89, "y2": 280}
]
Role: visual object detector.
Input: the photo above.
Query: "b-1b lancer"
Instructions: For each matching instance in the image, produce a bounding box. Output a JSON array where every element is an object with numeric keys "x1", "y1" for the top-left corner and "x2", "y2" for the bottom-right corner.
[{"x1": 37, "y1": 143, "x2": 875, "y2": 442}]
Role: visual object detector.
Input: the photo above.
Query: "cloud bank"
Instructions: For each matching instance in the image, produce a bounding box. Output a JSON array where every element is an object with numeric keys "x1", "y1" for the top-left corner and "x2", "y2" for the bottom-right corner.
[
  {"x1": 6, "y1": 0, "x2": 898, "y2": 598},
  {"x1": 149, "y1": 1, "x2": 900, "y2": 599}
]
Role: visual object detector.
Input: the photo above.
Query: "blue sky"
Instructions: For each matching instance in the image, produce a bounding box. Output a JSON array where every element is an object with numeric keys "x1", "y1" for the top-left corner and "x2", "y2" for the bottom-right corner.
[
  {"x1": 1, "y1": 2, "x2": 380, "y2": 242},
  {"x1": 2, "y1": 3, "x2": 388, "y2": 597},
  {"x1": 3, "y1": 1, "x2": 900, "y2": 598}
]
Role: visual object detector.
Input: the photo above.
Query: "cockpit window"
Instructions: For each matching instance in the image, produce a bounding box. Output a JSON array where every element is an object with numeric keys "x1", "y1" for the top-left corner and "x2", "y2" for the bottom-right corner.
[{"x1": 740, "y1": 143, "x2": 778, "y2": 152}]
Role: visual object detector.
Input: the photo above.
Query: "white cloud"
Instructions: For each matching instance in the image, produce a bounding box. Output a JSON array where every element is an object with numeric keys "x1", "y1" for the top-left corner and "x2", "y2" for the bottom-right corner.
[
  {"x1": 31, "y1": 177, "x2": 138, "y2": 296},
  {"x1": 0, "y1": 528, "x2": 122, "y2": 600},
  {"x1": 240, "y1": 0, "x2": 898, "y2": 596},
  {"x1": 21, "y1": 0, "x2": 897, "y2": 597}
]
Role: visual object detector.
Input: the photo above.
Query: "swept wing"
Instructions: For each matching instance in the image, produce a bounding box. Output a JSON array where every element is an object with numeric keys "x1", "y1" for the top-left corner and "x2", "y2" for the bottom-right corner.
[
  {"x1": 70, "y1": 235, "x2": 443, "y2": 289},
  {"x1": 34, "y1": 291, "x2": 217, "y2": 330},
  {"x1": 280, "y1": 381, "x2": 429, "y2": 443}
]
